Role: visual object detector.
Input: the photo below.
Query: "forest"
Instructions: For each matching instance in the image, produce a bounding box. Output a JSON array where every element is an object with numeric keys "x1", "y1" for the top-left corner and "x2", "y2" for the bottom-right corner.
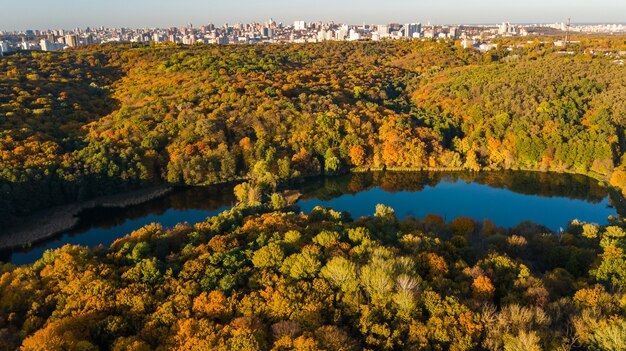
[
  {"x1": 2, "y1": 38, "x2": 626, "y2": 226},
  {"x1": 2, "y1": 37, "x2": 626, "y2": 349},
  {"x1": 1, "y1": 201, "x2": 626, "y2": 350}
]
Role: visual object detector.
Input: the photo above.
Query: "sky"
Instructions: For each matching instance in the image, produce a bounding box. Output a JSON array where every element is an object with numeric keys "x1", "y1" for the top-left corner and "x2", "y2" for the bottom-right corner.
[{"x1": 2, "y1": 0, "x2": 625, "y2": 31}]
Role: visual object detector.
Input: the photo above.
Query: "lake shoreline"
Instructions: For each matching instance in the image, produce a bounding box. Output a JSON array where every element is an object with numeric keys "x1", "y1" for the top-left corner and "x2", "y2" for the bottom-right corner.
[
  {"x1": 1, "y1": 166, "x2": 622, "y2": 254},
  {"x1": 0, "y1": 186, "x2": 173, "y2": 251}
]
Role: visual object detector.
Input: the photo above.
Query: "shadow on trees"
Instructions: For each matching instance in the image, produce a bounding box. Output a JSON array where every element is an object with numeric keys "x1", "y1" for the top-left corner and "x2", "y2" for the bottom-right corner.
[
  {"x1": 0, "y1": 50, "x2": 128, "y2": 230},
  {"x1": 0, "y1": 175, "x2": 150, "y2": 233}
]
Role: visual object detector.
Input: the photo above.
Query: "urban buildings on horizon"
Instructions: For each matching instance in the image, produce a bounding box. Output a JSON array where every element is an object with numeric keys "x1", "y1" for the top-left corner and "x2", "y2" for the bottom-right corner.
[{"x1": 1, "y1": 19, "x2": 625, "y2": 56}]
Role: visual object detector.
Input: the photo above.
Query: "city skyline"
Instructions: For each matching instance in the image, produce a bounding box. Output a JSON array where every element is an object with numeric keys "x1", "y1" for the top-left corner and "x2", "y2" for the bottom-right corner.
[{"x1": 2, "y1": 0, "x2": 626, "y2": 32}]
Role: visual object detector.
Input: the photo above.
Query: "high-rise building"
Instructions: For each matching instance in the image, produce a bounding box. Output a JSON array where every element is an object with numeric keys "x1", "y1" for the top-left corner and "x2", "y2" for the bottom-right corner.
[
  {"x1": 461, "y1": 38, "x2": 475, "y2": 49},
  {"x1": 183, "y1": 35, "x2": 196, "y2": 45},
  {"x1": 0, "y1": 41, "x2": 8, "y2": 56},
  {"x1": 217, "y1": 35, "x2": 229, "y2": 45},
  {"x1": 449, "y1": 27, "x2": 458, "y2": 38},
  {"x1": 336, "y1": 24, "x2": 349, "y2": 40},
  {"x1": 377, "y1": 25, "x2": 390, "y2": 38},
  {"x1": 40, "y1": 39, "x2": 50, "y2": 51},
  {"x1": 499, "y1": 22, "x2": 513, "y2": 35},
  {"x1": 294, "y1": 21, "x2": 307, "y2": 31},
  {"x1": 65, "y1": 34, "x2": 80, "y2": 47},
  {"x1": 349, "y1": 29, "x2": 360, "y2": 41},
  {"x1": 40, "y1": 39, "x2": 64, "y2": 51},
  {"x1": 317, "y1": 30, "x2": 326, "y2": 42},
  {"x1": 324, "y1": 30, "x2": 334, "y2": 41},
  {"x1": 404, "y1": 23, "x2": 421, "y2": 38}
]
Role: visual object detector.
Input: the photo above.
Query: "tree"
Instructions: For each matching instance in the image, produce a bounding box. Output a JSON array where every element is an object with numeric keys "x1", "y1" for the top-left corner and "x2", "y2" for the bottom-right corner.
[
  {"x1": 592, "y1": 226, "x2": 626, "y2": 290},
  {"x1": 610, "y1": 169, "x2": 626, "y2": 196},
  {"x1": 312, "y1": 231, "x2": 341, "y2": 248},
  {"x1": 360, "y1": 251, "x2": 395, "y2": 305},
  {"x1": 374, "y1": 204, "x2": 397, "y2": 224},
  {"x1": 193, "y1": 291, "x2": 231, "y2": 319},
  {"x1": 233, "y1": 182, "x2": 263, "y2": 205},
  {"x1": 503, "y1": 331, "x2": 542, "y2": 351},
  {"x1": 21, "y1": 315, "x2": 99, "y2": 351},
  {"x1": 418, "y1": 252, "x2": 449, "y2": 278},
  {"x1": 588, "y1": 319, "x2": 626, "y2": 351},
  {"x1": 314, "y1": 325, "x2": 358, "y2": 351},
  {"x1": 349, "y1": 145, "x2": 366, "y2": 166},
  {"x1": 321, "y1": 256, "x2": 358, "y2": 292},
  {"x1": 472, "y1": 276, "x2": 496, "y2": 301},
  {"x1": 450, "y1": 217, "x2": 476, "y2": 237},
  {"x1": 270, "y1": 193, "x2": 287, "y2": 210},
  {"x1": 234, "y1": 182, "x2": 251, "y2": 203},
  {"x1": 281, "y1": 246, "x2": 322, "y2": 280},
  {"x1": 324, "y1": 149, "x2": 341, "y2": 175},
  {"x1": 252, "y1": 243, "x2": 285, "y2": 269}
]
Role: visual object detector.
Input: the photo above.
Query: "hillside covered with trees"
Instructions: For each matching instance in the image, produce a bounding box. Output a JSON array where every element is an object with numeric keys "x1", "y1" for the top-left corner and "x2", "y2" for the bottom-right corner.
[{"x1": 2, "y1": 38, "x2": 626, "y2": 226}]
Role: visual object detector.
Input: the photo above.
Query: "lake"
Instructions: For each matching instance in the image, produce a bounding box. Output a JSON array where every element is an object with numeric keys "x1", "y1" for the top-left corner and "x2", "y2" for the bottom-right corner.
[{"x1": 0, "y1": 171, "x2": 618, "y2": 265}]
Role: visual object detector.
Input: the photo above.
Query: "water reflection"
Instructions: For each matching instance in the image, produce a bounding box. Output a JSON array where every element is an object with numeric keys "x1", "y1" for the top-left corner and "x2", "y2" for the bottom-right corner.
[
  {"x1": 297, "y1": 171, "x2": 610, "y2": 203},
  {"x1": 0, "y1": 171, "x2": 617, "y2": 265},
  {"x1": 297, "y1": 172, "x2": 615, "y2": 232}
]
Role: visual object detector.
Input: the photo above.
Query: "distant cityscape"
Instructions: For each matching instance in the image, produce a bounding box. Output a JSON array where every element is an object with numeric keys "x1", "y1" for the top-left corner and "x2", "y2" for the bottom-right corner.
[{"x1": 1, "y1": 20, "x2": 626, "y2": 56}]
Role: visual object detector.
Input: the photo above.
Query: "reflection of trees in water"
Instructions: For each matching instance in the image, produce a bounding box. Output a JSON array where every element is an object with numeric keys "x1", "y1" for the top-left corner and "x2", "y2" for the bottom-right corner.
[
  {"x1": 52, "y1": 171, "x2": 614, "y2": 240},
  {"x1": 73, "y1": 185, "x2": 237, "y2": 233},
  {"x1": 298, "y1": 171, "x2": 610, "y2": 204},
  {"x1": 374, "y1": 172, "x2": 439, "y2": 193},
  {"x1": 467, "y1": 172, "x2": 608, "y2": 204},
  {"x1": 166, "y1": 186, "x2": 237, "y2": 210}
]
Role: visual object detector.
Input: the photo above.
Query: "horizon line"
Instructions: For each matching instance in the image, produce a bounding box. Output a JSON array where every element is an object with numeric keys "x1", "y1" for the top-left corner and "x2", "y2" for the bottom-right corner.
[{"x1": 3, "y1": 21, "x2": 626, "y2": 33}]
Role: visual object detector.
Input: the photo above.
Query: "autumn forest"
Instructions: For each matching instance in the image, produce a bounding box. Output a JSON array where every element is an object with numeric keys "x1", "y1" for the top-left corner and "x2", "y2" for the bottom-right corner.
[{"x1": 2, "y1": 37, "x2": 626, "y2": 350}]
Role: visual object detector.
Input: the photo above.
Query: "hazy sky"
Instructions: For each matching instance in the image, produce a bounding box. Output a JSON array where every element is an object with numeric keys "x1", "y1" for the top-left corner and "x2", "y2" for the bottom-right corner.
[{"x1": 2, "y1": 0, "x2": 625, "y2": 31}]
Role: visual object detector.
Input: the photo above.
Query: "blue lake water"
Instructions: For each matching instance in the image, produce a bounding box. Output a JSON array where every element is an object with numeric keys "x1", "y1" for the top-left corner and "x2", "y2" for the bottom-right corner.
[
  {"x1": 298, "y1": 180, "x2": 614, "y2": 230},
  {"x1": 7, "y1": 207, "x2": 230, "y2": 266},
  {"x1": 1, "y1": 171, "x2": 618, "y2": 265}
]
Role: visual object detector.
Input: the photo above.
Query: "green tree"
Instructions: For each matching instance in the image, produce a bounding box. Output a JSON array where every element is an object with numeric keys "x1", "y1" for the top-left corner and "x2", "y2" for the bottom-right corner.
[{"x1": 252, "y1": 242, "x2": 285, "y2": 269}]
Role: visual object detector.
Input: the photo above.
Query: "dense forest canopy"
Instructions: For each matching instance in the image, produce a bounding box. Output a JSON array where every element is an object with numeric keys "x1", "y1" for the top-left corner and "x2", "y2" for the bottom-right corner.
[
  {"x1": 2, "y1": 38, "x2": 626, "y2": 225},
  {"x1": 2, "y1": 202, "x2": 626, "y2": 350}
]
